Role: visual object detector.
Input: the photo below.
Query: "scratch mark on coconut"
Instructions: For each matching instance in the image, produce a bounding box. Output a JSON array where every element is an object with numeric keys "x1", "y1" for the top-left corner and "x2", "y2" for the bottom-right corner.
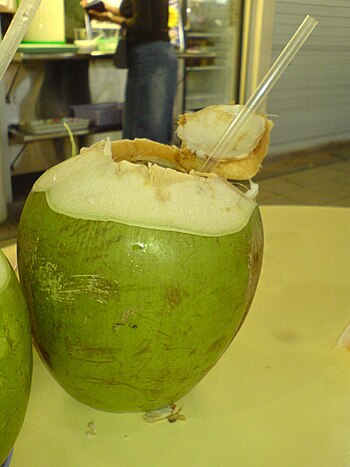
[
  {"x1": 155, "y1": 328, "x2": 173, "y2": 339},
  {"x1": 2, "y1": 324, "x2": 15, "y2": 353},
  {"x1": 164, "y1": 285, "x2": 185, "y2": 308},
  {"x1": 57, "y1": 274, "x2": 118, "y2": 304},
  {"x1": 132, "y1": 242, "x2": 146, "y2": 251},
  {"x1": 244, "y1": 222, "x2": 263, "y2": 318},
  {"x1": 66, "y1": 344, "x2": 117, "y2": 364},
  {"x1": 36, "y1": 259, "x2": 120, "y2": 304},
  {"x1": 159, "y1": 342, "x2": 177, "y2": 352},
  {"x1": 178, "y1": 237, "x2": 208, "y2": 273},
  {"x1": 136, "y1": 312, "x2": 159, "y2": 325},
  {"x1": 133, "y1": 341, "x2": 153, "y2": 355},
  {"x1": 71, "y1": 356, "x2": 117, "y2": 365},
  {"x1": 111, "y1": 308, "x2": 138, "y2": 333},
  {"x1": 100, "y1": 258, "x2": 122, "y2": 277},
  {"x1": 85, "y1": 376, "x2": 161, "y2": 395},
  {"x1": 112, "y1": 322, "x2": 138, "y2": 332},
  {"x1": 208, "y1": 335, "x2": 227, "y2": 354}
]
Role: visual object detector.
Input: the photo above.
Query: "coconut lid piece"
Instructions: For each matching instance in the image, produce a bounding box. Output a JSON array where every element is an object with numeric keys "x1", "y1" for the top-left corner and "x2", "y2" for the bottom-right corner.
[
  {"x1": 0, "y1": 251, "x2": 10, "y2": 293},
  {"x1": 177, "y1": 104, "x2": 273, "y2": 180},
  {"x1": 33, "y1": 140, "x2": 257, "y2": 237}
]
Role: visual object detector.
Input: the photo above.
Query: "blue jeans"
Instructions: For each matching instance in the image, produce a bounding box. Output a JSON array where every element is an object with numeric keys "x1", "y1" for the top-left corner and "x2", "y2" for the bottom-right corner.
[{"x1": 123, "y1": 41, "x2": 178, "y2": 144}]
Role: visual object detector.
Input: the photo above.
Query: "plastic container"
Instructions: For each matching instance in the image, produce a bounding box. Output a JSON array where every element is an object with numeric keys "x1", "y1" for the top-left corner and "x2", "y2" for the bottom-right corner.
[
  {"x1": 95, "y1": 27, "x2": 119, "y2": 53},
  {"x1": 74, "y1": 28, "x2": 101, "y2": 53},
  {"x1": 70, "y1": 103, "x2": 124, "y2": 127}
]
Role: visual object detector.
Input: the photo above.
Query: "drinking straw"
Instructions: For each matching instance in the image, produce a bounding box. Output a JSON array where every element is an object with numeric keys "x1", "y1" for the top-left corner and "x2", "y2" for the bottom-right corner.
[
  {"x1": 200, "y1": 15, "x2": 318, "y2": 173},
  {"x1": 0, "y1": 0, "x2": 43, "y2": 82}
]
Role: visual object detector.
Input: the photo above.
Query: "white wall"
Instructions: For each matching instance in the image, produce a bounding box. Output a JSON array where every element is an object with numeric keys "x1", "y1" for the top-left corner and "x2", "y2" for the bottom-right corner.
[{"x1": 267, "y1": 0, "x2": 350, "y2": 155}]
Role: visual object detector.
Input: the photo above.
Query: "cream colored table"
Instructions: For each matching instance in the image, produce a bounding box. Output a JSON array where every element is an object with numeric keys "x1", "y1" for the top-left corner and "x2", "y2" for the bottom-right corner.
[{"x1": 2, "y1": 206, "x2": 350, "y2": 467}]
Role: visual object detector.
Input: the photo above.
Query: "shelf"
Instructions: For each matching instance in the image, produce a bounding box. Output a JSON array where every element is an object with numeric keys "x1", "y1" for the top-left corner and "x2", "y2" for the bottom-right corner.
[
  {"x1": 186, "y1": 65, "x2": 226, "y2": 72},
  {"x1": 178, "y1": 51, "x2": 217, "y2": 60},
  {"x1": 186, "y1": 31, "x2": 233, "y2": 38},
  {"x1": 13, "y1": 49, "x2": 219, "y2": 63},
  {"x1": 186, "y1": 91, "x2": 225, "y2": 99},
  {"x1": 13, "y1": 49, "x2": 217, "y2": 63},
  {"x1": 12, "y1": 50, "x2": 115, "y2": 63},
  {"x1": 185, "y1": 93, "x2": 226, "y2": 110},
  {"x1": 8, "y1": 124, "x2": 122, "y2": 144}
]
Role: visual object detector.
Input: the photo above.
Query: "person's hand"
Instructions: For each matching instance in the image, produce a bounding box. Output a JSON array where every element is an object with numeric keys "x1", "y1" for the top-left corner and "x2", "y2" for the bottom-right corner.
[
  {"x1": 104, "y1": 2, "x2": 120, "y2": 15},
  {"x1": 79, "y1": 0, "x2": 121, "y2": 23},
  {"x1": 86, "y1": 9, "x2": 110, "y2": 21}
]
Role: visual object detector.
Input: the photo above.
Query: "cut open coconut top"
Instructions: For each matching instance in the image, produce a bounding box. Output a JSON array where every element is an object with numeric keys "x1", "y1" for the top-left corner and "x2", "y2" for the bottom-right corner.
[
  {"x1": 106, "y1": 104, "x2": 273, "y2": 182},
  {"x1": 32, "y1": 104, "x2": 272, "y2": 236},
  {"x1": 33, "y1": 139, "x2": 257, "y2": 237}
]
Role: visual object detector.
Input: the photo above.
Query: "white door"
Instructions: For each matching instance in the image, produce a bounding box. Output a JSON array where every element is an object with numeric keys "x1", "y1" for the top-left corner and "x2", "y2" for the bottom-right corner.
[
  {"x1": 267, "y1": 0, "x2": 350, "y2": 155},
  {"x1": 240, "y1": 0, "x2": 350, "y2": 156}
]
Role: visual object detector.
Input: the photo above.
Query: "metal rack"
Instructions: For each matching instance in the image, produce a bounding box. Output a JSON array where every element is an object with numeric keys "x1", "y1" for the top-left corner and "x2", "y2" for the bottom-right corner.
[{"x1": 1, "y1": 49, "x2": 121, "y2": 203}]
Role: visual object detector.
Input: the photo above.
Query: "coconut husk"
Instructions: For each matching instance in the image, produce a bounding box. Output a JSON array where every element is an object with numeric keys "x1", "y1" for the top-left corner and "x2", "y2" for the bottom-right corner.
[{"x1": 110, "y1": 114, "x2": 273, "y2": 181}]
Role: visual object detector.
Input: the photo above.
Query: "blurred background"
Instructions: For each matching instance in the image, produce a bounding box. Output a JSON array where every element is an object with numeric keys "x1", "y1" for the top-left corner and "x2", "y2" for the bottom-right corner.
[{"x1": 0, "y1": 0, "x2": 349, "y2": 245}]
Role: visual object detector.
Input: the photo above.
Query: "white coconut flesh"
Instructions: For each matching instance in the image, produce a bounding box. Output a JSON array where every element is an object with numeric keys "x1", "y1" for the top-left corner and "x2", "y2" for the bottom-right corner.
[
  {"x1": 177, "y1": 104, "x2": 267, "y2": 160},
  {"x1": 0, "y1": 253, "x2": 10, "y2": 293},
  {"x1": 33, "y1": 140, "x2": 257, "y2": 237}
]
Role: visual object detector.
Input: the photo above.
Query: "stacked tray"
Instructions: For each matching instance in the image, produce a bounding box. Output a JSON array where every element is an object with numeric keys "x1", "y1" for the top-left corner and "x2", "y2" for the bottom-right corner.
[
  {"x1": 18, "y1": 117, "x2": 90, "y2": 135},
  {"x1": 18, "y1": 43, "x2": 78, "y2": 54}
]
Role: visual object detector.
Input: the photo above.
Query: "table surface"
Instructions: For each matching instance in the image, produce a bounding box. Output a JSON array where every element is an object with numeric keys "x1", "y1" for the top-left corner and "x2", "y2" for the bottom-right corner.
[{"x1": 2, "y1": 206, "x2": 350, "y2": 467}]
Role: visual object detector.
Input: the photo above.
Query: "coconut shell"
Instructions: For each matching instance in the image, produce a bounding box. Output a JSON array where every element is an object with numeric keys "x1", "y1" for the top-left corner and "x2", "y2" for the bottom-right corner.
[
  {"x1": 110, "y1": 138, "x2": 185, "y2": 171},
  {"x1": 110, "y1": 121, "x2": 273, "y2": 181}
]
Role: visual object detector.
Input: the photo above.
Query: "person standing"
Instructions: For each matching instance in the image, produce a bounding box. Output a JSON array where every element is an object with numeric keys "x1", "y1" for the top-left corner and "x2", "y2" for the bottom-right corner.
[{"x1": 81, "y1": 0, "x2": 178, "y2": 145}]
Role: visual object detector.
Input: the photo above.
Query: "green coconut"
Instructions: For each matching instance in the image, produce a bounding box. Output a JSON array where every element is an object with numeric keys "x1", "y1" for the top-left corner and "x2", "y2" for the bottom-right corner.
[
  {"x1": 0, "y1": 250, "x2": 32, "y2": 464},
  {"x1": 17, "y1": 105, "x2": 271, "y2": 412}
]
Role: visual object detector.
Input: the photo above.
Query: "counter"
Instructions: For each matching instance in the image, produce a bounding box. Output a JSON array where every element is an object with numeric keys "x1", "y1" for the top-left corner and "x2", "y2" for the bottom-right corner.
[
  {"x1": 11, "y1": 49, "x2": 213, "y2": 63},
  {"x1": 2, "y1": 206, "x2": 350, "y2": 467},
  {"x1": 12, "y1": 50, "x2": 115, "y2": 63}
]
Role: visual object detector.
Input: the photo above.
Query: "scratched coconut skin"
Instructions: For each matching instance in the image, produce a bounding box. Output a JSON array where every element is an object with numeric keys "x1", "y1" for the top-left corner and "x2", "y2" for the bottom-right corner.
[
  {"x1": 0, "y1": 251, "x2": 32, "y2": 463},
  {"x1": 17, "y1": 106, "x2": 269, "y2": 412}
]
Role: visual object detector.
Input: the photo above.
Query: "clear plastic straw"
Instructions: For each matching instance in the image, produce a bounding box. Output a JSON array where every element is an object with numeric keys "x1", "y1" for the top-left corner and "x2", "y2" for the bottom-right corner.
[
  {"x1": 200, "y1": 15, "x2": 318, "y2": 173},
  {"x1": 0, "y1": 0, "x2": 43, "y2": 82}
]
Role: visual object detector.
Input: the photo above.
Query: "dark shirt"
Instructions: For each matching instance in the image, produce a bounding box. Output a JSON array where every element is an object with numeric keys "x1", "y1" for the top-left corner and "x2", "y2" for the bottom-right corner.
[{"x1": 120, "y1": 0, "x2": 170, "y2": 45}]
